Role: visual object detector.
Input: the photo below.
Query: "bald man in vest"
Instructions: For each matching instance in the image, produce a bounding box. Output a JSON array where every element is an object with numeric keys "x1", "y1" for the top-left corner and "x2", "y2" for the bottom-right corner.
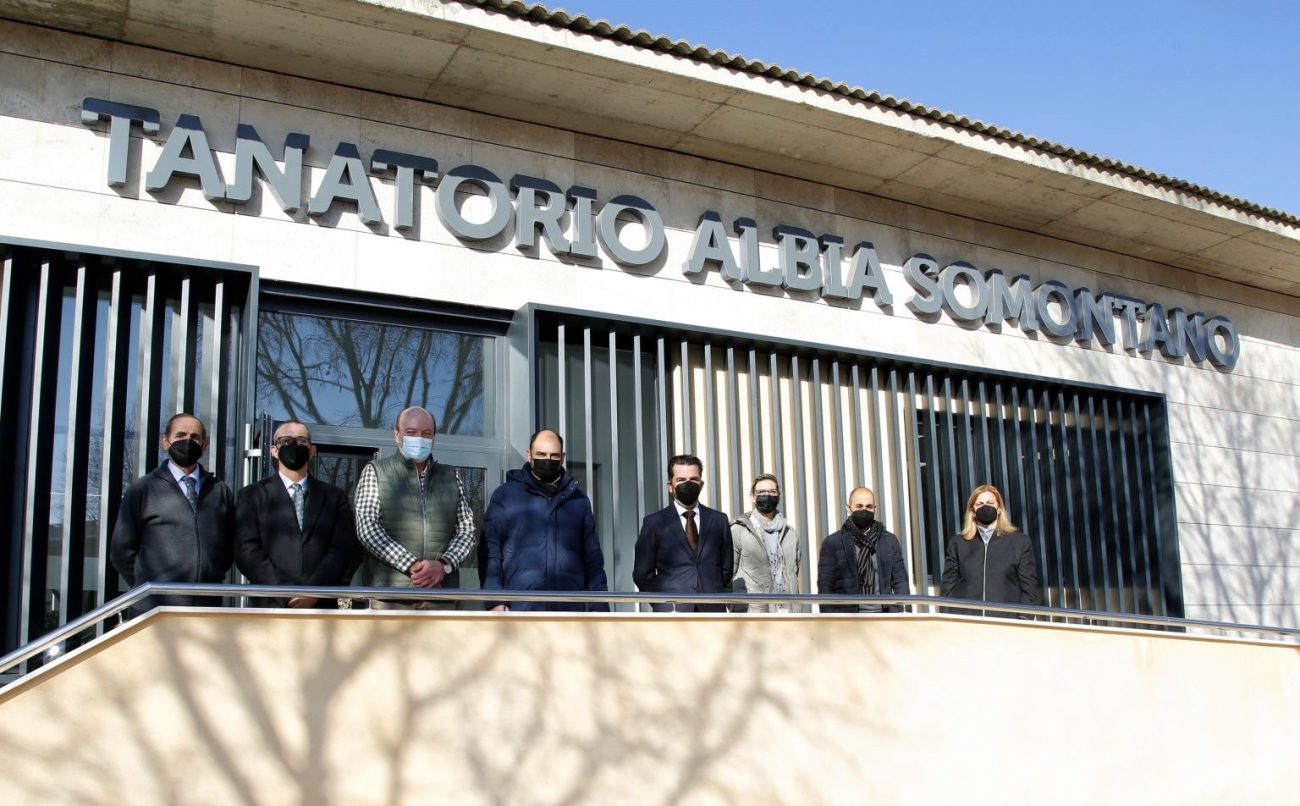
[{"x1": 354, "y1": 406, "x2": 476, "y2": 609}]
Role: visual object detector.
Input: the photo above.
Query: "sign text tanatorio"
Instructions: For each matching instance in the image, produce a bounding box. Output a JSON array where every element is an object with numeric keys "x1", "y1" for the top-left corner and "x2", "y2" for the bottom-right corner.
[{"x1": 81, "y1": 97, "x2": 1240, "y2": 369}]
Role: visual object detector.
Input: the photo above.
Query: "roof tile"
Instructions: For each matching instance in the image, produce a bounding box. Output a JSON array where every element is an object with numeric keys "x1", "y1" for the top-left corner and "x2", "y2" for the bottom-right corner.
[{"x1": 464, "y1": 0, "x2": 1298, "y2": 225}]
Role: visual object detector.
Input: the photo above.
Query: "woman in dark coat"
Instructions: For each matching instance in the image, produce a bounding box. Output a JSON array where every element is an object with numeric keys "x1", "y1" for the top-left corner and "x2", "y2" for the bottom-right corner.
[{"x1": 940, "y1": 484, "x2": 1040, "y2": 614}]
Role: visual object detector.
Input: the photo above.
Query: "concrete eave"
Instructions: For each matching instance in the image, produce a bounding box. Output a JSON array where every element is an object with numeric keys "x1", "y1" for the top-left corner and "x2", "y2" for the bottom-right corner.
[{"x1": 3, "y1": 0, "x2": 1299, "y2": 296}]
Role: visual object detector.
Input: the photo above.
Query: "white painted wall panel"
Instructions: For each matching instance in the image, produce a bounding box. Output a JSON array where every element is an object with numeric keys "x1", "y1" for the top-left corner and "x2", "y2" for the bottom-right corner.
[
  {"x1": 1171, "y1": 442, "x2": 1300, "y2": 494},
  {"x1": 1182, "y1": 563, "x2": 1300, "y2": 607},
  {"x1": 1175, "y1": 483, "x2": 1300, "y2": 531},
  {"x1": 1179, "y1": 523, "x2": 1299, "y2": 568}
]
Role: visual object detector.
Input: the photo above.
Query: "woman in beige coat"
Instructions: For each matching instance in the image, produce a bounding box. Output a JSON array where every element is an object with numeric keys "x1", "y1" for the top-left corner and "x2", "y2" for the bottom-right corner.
[{"x1": 729, "y1": 474, "x2": 802, "y2": 613}]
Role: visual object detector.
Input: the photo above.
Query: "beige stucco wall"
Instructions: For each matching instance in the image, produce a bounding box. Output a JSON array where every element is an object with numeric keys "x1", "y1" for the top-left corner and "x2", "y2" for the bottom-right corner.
[
  {"x1": 0, "y1": 19, "x2": 1297, "y2": 625},
  {"x1": 0, "y1": 610, "x2": 1296, "y2": 805}
]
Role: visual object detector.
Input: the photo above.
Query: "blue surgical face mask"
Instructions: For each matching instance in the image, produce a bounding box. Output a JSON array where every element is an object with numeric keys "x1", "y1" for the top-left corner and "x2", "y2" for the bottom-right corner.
[{"x1": 400, "y1": 436, "x2": 433, "y2": 462}]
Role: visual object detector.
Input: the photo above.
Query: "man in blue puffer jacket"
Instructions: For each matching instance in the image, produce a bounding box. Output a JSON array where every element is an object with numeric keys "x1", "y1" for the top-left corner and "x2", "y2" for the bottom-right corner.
[{"x1": 480, "y1": 429, "x2": 609, "y2": 612}]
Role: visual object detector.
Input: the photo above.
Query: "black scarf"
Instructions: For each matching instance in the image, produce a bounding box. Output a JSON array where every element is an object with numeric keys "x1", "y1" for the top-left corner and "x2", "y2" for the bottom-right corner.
[{"x1": 843, "y1": 517, "x2": 882, "y2": 595}]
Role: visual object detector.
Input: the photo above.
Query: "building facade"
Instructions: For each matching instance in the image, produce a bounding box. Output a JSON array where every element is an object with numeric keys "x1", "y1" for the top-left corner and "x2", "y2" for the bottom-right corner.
[{"x1": 1, "y1": 0, "x2": 1297, "y2": 653}]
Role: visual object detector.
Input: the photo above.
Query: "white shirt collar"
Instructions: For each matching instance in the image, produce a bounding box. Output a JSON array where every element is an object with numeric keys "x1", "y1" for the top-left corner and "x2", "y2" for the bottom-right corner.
[
  {"x1": 167, "y1": 461, "x2": 202, "y2": 485},
  {"x1": 279, "y1": 472, "x2": 308, "y2": 493}
]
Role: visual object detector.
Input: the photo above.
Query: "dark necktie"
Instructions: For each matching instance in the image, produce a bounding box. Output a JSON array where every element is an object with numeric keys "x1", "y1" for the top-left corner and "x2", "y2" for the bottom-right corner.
[
  {"x1": 683, "y1": 509, "x2": 699, "y2": 552},
  {"x1": 182, "y1": 476, "x2": 198, "y2": 511}
]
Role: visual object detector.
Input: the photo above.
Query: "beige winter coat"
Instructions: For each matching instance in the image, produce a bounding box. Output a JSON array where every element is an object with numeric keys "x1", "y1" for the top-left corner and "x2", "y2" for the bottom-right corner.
[{"x1": 729, "y1": 512, "x2": 802, "y2": 613}]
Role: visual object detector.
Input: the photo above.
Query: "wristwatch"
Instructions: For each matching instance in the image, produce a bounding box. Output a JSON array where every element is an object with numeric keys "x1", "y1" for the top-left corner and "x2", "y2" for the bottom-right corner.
[{"x1": 440, "y1": 559, "x2": 454, "y2": 575}]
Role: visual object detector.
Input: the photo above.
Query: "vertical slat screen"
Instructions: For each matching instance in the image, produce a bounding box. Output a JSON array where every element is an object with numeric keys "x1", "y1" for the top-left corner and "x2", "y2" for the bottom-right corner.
[
  {"x1": 725, "y1": 346, "x2": 743, "y2": 517},
  {"x1": 632, "y1": 334, "x2": 646, "y2": 530},
  {"x1": 656, "y1": 337, "x2": 668, "y2": 486},
  {"x1": 905, "y1": 371, "x2": 924, "y2": 592},
  {"x1": 808, "y1": 358, "x2": 828, "y2": 548},
  {"x1": 1143, "y1": 404, "x2": 1174, "y2": 617},
  {"x1": 702, "y1": 345, "x2": 719, "y2": 510},
  {"x1": 96, "y1": 266, "x2": 131, "y2": 621},
  {"x1": 0, "y1": 256, "x2": 16, "y2": 652},
  {"x1": 532, "y1": 311, "x2": 1182, "y2": 620},
  {"x1": 923, "y1": 374, "x2": 944, "y2": 590},
  {"x1": 886, "y1": 369, "x2": 908, "y2": 568},
  {"x1": 58, "y1": 261, "x2": 96, "y2": 626},
  {"x1": 1088, "y1": 397, "x2": 1115, "y2": 612},
  {"x1": 172, "y1": 272, "x2": 194, "y2": 414},
  {"x1": 607, "y1": 331, "x2": 621, "y2": 586},
  {"x1": 1058, "y1": 391, "x2": 1083, "y2": 609},
  {"x1": 747, "y1": 349, "x2": 761, "y2": 488},
  {"x1": 788, "y1": 356, "x2": 810, "y2": 567},
  {"x1": 136, "y1": 270, "x2": 164, "y2": 479},
  {"x1": 556, "y1": 323, "x2": 566, "y2": 440},
  {"x1": 828, "y1": 361, "x2": 846, "y2": 518},
  {"x1": 19, "y1": 259, "x2": 58, "y2": 646},
  {"x1": 583, "y1": 327, "x2": 594, "y2": 518},
  {"x1": 0, "y1": 244, "x2": 248, "y2": 655}
]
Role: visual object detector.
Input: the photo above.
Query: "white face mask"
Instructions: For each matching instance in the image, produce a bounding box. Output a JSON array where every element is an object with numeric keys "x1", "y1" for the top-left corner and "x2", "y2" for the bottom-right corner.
[{"x1": 400, "y1": 436, "x2": 433, "y2": 462}]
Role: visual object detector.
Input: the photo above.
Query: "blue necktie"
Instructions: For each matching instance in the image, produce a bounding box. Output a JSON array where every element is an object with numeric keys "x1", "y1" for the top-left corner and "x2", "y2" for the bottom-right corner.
[{"x1": 182, "y1": 476, "x2": 198, "y2": 511}]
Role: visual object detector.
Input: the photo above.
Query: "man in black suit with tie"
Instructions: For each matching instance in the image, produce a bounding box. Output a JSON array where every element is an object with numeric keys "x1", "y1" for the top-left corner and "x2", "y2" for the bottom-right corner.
[
  {"x1": 236, "y1": 420, "x2": 359, "y2": 608},
  {"x1": 633, "y1": 454, "x2": 733, "y2": 612}
]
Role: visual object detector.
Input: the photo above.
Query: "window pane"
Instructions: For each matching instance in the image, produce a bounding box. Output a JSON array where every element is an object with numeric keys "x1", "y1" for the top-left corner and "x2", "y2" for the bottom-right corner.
[
  {"x1": 453, "y1": 466, "x2": 486, "y2": 573},
  {"x1": 256, "y1": 311, "x2": 489, "y2": 435}
]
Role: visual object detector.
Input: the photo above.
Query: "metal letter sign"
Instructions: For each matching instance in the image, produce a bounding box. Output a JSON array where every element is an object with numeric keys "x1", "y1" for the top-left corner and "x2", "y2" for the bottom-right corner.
[{"x1": 78, "y1": 97, "x2": 1240, "y2": 369}]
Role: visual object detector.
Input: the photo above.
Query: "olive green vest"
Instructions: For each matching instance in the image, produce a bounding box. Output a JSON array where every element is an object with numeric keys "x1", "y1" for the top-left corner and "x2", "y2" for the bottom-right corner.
[{"x1": 363, "y1": 453, "x2": 461, "y2": 588}]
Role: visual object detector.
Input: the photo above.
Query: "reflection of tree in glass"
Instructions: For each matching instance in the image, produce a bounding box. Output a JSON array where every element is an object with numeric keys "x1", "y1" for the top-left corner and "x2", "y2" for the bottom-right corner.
[
  {"x1": 314, "y1": 455, "x2": 365, "y2": 496},
  {"x1": 456, "y1": 467, "x2": 485, "y2": 569},
  {"x1": 257, "y1": 313, "x2": 485, "y2": 434}
]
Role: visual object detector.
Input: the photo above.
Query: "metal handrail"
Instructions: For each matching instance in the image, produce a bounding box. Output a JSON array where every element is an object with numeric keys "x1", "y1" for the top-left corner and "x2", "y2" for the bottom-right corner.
[{"x1": 3, "y1": 582, "x2": 1297, "y2": 679}]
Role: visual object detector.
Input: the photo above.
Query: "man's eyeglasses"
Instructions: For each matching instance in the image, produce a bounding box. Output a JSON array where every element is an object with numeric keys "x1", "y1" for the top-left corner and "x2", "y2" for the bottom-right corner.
[{"x1": 274, "y1": 437, "x2": 311, "y2": 447}]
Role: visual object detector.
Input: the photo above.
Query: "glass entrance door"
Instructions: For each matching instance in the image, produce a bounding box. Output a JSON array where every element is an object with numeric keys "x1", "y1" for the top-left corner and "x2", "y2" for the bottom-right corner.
[
  {"x1": 245, "y1": 417, "x2": 502, "y2": 593},
  {"x1": 311, "y1": 443, "x2": 378, "y2": 502}
]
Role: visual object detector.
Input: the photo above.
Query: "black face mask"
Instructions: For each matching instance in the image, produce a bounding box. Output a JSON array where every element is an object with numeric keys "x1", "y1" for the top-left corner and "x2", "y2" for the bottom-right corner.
[
  {"x1": 277, "y1": 442, "x2": 310, "y2": 472},
  {"x1": 754, "y1": 494, "x2": 779, "y2": 515},
  {"x1": 531, "y1": 458, "x2": 563, "y2": 484},
  {"x1": 974, "y1": 505, "x2": 999, "y2": 526},
  {"x1": 850, "y1": 509, "x2": 875, "y2": 530},
  {"x1": 167, "y1": 438, "x2": 203, "y2": 467},
  {"x1": 673, "y1": 481, "x2": 702, "y2": 507}
]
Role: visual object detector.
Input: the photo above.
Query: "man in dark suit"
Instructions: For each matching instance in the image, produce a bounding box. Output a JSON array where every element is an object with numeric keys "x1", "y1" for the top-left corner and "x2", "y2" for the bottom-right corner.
[
  {"x1": 633, "y1": 454, "x2": 733, "y2": 612},
  {"x1": 236, "y1": 420, "x2": 359, "y2": 608}
]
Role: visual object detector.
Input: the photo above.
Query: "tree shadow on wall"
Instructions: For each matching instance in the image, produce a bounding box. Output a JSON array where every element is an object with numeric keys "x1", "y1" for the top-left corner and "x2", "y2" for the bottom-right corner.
[{"x1": 0, "y1": 612, "x2": 910, "y2": 804}]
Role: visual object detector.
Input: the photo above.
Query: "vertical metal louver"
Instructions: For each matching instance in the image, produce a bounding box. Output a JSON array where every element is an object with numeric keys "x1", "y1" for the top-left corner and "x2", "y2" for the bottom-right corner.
[
  {"x1": 535, "y1": 309, "x2": 1181, "y2": 617},
  {"x1": 0, "y1": 241, "x2": 250, "y2": 654}
]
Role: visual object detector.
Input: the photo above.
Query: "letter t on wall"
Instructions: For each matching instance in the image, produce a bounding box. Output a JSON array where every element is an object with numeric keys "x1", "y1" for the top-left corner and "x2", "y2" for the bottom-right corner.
[
  {"x1": 372, "y1": 149, "x2": 439, "y2": 230},
  {"x1": 81, "y1": 98, "x2": 162, "y2": 187}
]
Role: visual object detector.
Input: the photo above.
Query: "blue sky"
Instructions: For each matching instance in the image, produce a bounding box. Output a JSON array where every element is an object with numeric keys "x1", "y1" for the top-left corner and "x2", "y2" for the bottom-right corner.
[{"x1": 560, "y1": 0, "x2": 1300, "y2": 215}]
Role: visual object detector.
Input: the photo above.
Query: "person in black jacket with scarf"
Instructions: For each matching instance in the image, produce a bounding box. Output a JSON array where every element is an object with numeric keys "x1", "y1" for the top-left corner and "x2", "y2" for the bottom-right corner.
[
  {"x1": 479, "y1": 429, "x2": 609, "y2": 612},
  {"x1": 940, "y1": 484, "x2": 1040, "y2": 617},
  {"x1": 817, "y1": 487, "x2": 909, "y2": 613}
]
